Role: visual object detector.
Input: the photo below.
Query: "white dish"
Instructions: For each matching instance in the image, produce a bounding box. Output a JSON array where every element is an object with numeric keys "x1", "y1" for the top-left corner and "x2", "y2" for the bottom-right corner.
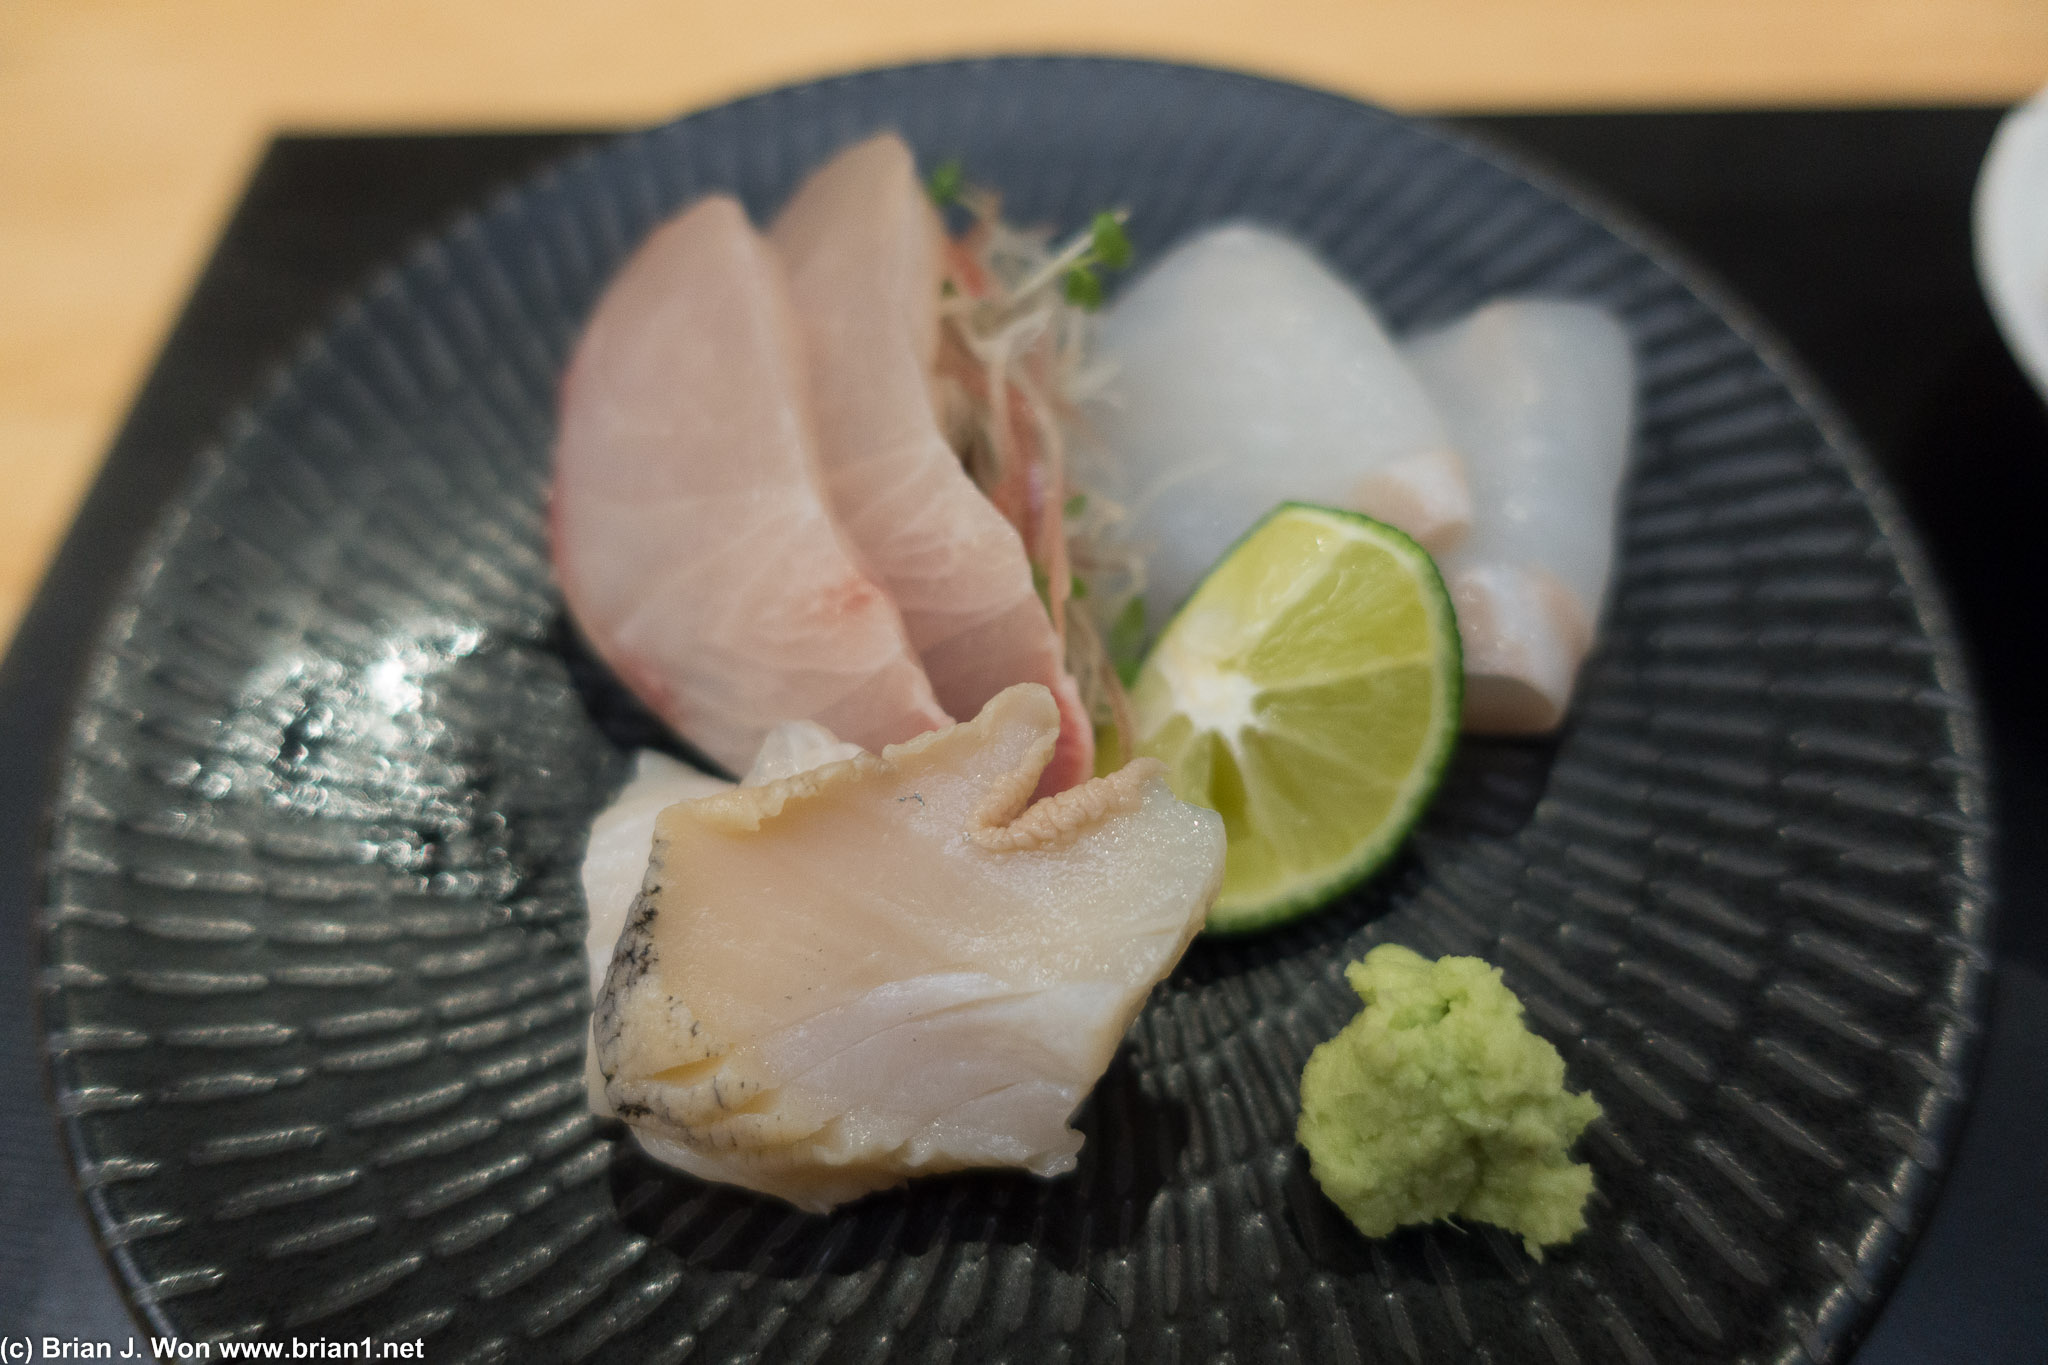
[{"x1": 1975, "y1": 84, "x2": 2048, "y2": 402}]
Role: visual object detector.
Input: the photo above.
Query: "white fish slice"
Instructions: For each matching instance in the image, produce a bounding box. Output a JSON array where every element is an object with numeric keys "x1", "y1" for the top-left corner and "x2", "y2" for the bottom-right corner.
[
  {"x1": 581, "y1": 750, "x2": 732, "y2": 1116},
  {"x1": 581, "y1": 726, "x2": 864, "y2": 1116},
  {"x1": 581, "y1": 727, "x2": 864, "y2": 1006},
  {"x1": 592, "y1": 684, "x2": 1224, "y2": 1211},
  {"x1": 742, "y1": 718, "x2": 866, "y2": 785},
  {"x1": 1083, "y1": 223, "x2": 1471, "y2": 630},
  {"x1": 770, "y1": 133, "x2": 1094, "y2": 793},
  {"x1": 581, "y1": 751, "x2": 735, "y2": 1006},
  {"x1": 551, "y1": 194, "x2": 949, "y2": 773},
  {"x1": 1404, "y1": 298, "x2": 1636, "y2": 734},
  {"x1": 1443, "y1": 563, "x2": 1595, "y2": 736}
]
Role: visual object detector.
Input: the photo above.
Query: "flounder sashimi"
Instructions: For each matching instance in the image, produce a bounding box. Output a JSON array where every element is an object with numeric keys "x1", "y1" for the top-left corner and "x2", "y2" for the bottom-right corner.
[
  {"x1": 551, "y1": 194, "x2": 948, "y2": 772},
  {"x1": 770, "y1": 134, "x2": 1094, "y2": 793},
  {"x1": 1081, "y1": 223, "x2": 1472, "y2": 631},
  {"x1": 593, "y1": 684, "x2": 1224, "y2": 1211},
  {"x1": 1404, "y1": 299, "x2": 1636, "y2": 733}
]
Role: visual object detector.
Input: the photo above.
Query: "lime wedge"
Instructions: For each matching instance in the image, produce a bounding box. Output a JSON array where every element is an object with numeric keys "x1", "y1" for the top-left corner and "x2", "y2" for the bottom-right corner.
[{"x1": 1131, "y1": 504, "x2": 1461, "y2": 932}]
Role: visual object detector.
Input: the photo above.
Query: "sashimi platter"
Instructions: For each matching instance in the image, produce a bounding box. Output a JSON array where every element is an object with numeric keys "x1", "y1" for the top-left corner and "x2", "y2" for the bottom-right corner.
[{"x1": 41, "y1": 60, "x2": 1988, "y2": 1364}]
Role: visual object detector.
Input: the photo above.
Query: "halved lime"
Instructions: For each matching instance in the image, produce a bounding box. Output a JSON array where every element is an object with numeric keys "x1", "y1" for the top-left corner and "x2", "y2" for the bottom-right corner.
[{"x1": 1131, "y1": 503, "x2": 1461, "y2": 933}]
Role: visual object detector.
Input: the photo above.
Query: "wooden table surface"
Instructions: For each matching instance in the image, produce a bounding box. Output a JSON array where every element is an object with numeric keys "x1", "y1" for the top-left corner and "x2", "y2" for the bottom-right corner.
[{"x1": 4, "y1": 0, "x2": 2044, "y2": 654}]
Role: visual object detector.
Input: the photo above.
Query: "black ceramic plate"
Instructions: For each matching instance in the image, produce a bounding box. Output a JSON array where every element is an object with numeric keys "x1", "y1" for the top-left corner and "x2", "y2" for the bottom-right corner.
[{"x1": 39, "y1": 59, "x2": 1989, "y2": 1364}]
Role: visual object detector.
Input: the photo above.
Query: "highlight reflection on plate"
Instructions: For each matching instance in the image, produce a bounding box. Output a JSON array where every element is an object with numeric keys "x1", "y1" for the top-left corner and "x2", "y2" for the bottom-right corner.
[{"x1": 41, "y1": 58, "x2": 1987, "y2": 1363}]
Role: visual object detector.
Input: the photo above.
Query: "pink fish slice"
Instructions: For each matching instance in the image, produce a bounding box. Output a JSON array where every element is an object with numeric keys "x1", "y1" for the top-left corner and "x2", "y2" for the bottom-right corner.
[
  {"x1": 552, "y1": 193, "x2": 949, "y2": 772},
  {"x1": 770, "y1": 133, "x2": 1094, "y2": 793}
]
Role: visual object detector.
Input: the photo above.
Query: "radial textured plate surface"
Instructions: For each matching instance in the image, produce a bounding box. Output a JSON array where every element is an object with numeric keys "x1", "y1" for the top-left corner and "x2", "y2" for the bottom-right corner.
[{"x1": 40, "y1": 59, "x2": 1988, "y2": 1364}]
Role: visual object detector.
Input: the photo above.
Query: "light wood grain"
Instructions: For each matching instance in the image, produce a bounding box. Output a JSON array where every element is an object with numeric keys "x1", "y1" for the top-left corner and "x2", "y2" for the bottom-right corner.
[{"x1": 3, "y1": 0, "x2": 2044, "y2": 652}]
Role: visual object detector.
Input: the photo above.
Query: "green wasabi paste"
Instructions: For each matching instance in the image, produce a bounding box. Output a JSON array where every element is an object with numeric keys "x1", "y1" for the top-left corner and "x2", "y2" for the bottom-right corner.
[{"x1": 1297, "y1": 945, "x2": 1601, "y2": 1259}]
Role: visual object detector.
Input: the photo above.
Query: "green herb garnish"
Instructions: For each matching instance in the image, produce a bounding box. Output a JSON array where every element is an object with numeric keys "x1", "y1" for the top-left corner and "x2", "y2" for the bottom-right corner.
[
  {"x1": 1108, "y1": 596, "x2": 1148, "y2": 687},
  {"x1": 1090, "y1": 211, "x2": 1133, "y2": 269},
  {"x1": 926, "y1": 157, "x2": 966, "y2": 207},
  {"x1": 1056, "y1": 210, "x2": 1135, "y2": 312},
  {"x1": 1062, "y1": 267, "x2": 1105, "y2": 310}
]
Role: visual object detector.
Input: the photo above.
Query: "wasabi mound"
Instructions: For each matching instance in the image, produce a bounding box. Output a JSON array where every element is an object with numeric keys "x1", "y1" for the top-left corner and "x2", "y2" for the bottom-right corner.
[{"x1": 1297, "y1": 945, "x2": 1600, "y2": 1258}]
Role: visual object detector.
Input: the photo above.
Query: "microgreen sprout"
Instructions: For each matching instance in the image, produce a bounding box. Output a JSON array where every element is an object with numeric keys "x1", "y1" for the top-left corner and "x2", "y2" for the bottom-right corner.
[
  {"x1": 1108, "y1": 597, "x2": 1148, "y2": 687},
  {"x1": 1090, "y1": 211, "x2": 1133, "y2": 270},
  {"x1": 1055, "y1": 210, "x2": 1135, "y2": 311},
  {"x1": 1062, "y1": 268, "x2": 1105, "y2": 310},
  {"x1": 1001, "y1": 207, "x2": 1134, "y2": 314},
  {"x1": 926, "y1": 158, "x2": 966, "y2": 208}
]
